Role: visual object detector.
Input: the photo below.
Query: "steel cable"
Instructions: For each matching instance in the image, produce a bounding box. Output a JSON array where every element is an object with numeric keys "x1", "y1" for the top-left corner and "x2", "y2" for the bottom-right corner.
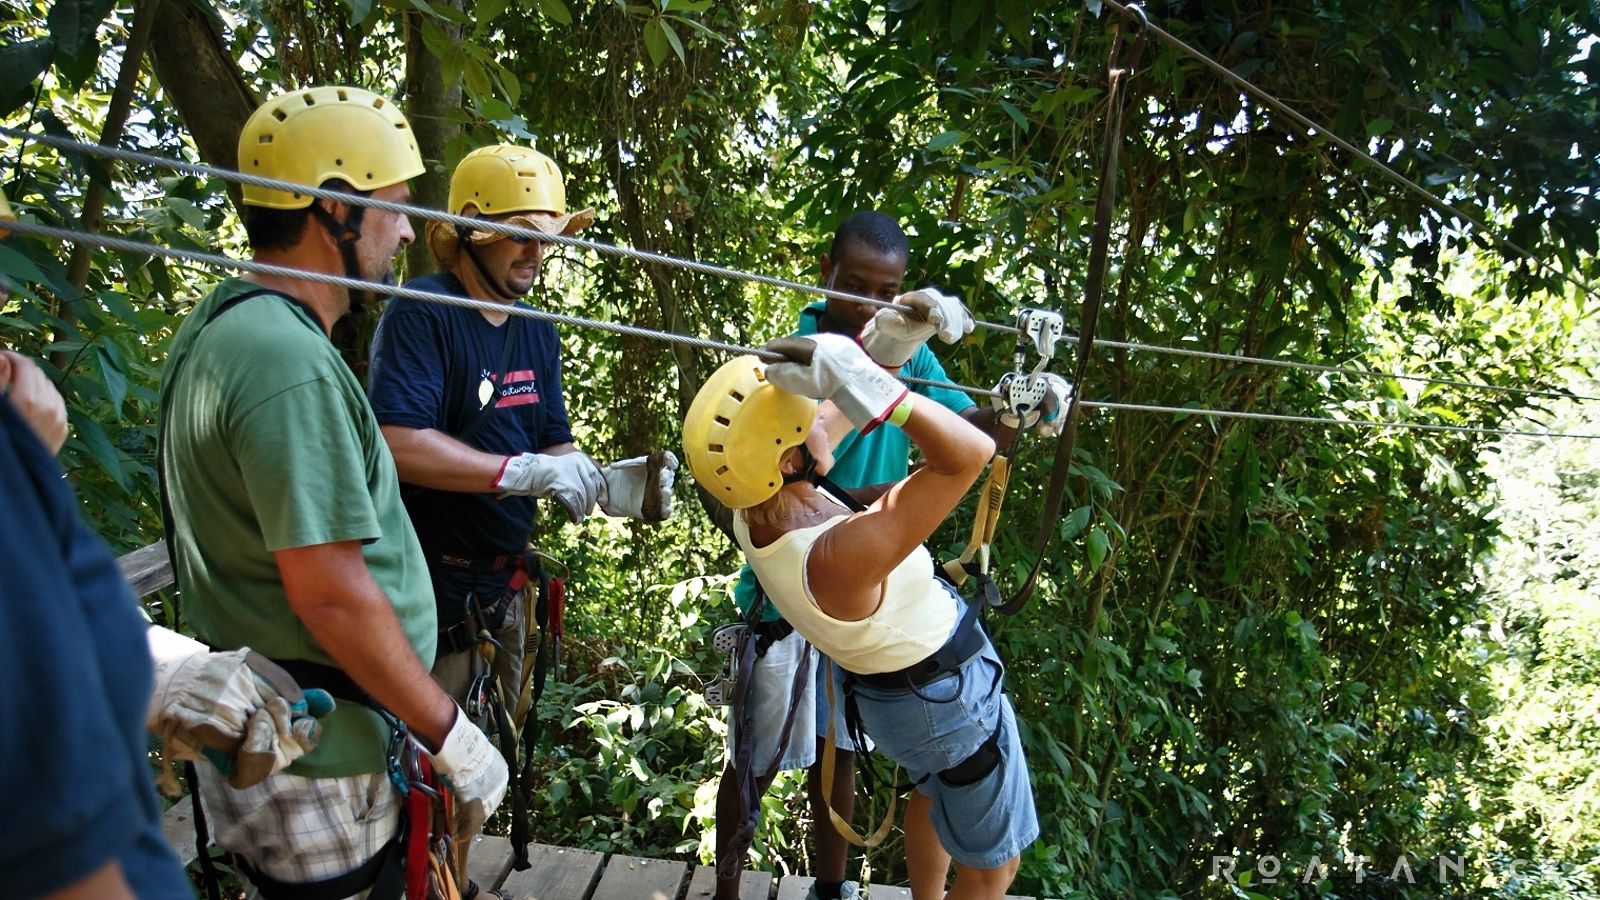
[
  {"x1": 7, "y1": 218, "x2": 1596, "y2": 440},
  {"x1": 5, "y1": 124, "x2": 1590, "y2": 405}
]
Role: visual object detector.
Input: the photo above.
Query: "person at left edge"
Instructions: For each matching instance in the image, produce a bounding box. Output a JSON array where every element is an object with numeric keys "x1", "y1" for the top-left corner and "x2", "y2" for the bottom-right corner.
[
  {"x1": 2, "y1": 186, "x2": 189, "y2": 898},
  {"x1": 1, "y1": 196, "x2": 323, "y2": 900},
  {"x1": 158, "y1": 86, "x2": 507, "y2": 895}
]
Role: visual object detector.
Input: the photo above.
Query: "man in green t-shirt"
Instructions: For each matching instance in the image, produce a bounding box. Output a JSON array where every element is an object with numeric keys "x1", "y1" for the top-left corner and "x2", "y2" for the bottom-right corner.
[{"x1": 160, "y1": 86, "x2": 507, "y2": 894}]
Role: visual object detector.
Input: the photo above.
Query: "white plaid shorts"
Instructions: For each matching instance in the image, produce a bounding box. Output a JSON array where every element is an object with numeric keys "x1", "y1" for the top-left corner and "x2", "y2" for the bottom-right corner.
[{"x1": 195, "y1": 764, "x2": 402, "y2": 892}]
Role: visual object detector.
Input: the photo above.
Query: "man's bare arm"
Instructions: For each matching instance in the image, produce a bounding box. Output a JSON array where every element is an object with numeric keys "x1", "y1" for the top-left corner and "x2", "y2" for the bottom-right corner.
[
  {"x1": 381, "y1": 425, "x2": 509, "y2": 493},
  {"x1": 277, "y1": 540, "x2": 457, "y2": 750}
]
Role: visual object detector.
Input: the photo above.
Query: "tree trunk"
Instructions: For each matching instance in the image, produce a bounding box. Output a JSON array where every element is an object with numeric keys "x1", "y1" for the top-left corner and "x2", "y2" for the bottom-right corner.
[
  {"x1": 147, "y1": 0, "x2": 258, "y2": 209},
  {"x1": 52, "y1": 0, "x2": 162, "y2": 372},
  {"x1": 402, "y1": 3, "x2": 463, "y2": 278}
]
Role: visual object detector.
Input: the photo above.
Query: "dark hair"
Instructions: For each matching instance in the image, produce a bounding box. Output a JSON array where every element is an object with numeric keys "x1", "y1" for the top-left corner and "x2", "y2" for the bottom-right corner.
[
  {"x1": 241, "y1": 205, "x2": 313, "y2": 252},
  {"x1": 240, "y1": 179, "x2": 363, "y2": 252},
  {"x1": 829, "y1": 211, "x2": 909, "y2": 261}
]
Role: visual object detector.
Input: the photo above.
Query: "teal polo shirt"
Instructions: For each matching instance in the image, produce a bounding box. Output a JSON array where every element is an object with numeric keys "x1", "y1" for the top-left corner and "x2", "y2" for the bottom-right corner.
[{"x1": 732, "y1": 303, "x2": 976, "y2": 620}]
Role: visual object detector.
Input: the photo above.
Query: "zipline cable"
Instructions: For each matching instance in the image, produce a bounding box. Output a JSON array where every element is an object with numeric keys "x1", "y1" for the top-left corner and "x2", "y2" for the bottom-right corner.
[
  {"x1": 8, "y1": 218, "x2": 1597, "y2": 442},
  {"x1": 1095, "y1": 0, "x2": 1600, "y2": 307},
  {"x1": 1077, "y1": 330, "x2": 1600, "y2": 404},
  {"x1": 0, "y1": 126, "x2": 1021, "y2": 330},
  {"x1": 4, "y1": 124, "x2": 1590, "y2": 406}
]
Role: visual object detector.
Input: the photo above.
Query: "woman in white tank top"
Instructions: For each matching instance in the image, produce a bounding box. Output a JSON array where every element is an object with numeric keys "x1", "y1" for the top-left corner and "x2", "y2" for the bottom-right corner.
[{"x1": 685, "y1": 333, "x2": 1040, "y2": 900}]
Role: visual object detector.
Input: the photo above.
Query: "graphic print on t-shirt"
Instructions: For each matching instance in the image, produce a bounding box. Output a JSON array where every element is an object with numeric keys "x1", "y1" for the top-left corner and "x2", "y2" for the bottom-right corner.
[{"x1": 480, "y1": 367, "x2": 541, "y2": 409}]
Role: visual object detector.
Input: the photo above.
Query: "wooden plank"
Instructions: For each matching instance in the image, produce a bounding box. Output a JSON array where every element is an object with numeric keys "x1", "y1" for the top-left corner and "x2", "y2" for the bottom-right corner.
[
  {"x1": 774, "y1": 876, "x2": 811, "y2": 900},
  {"x1": 590, "y1": 853, "x2": 688, "y2": 900},
  {"x1": 118, "y1": 540, "x2": 174, "y2": 597},
  {"x1": 500, "y1": 842, "x2": 605, "y2": 900},
  {"x1": 685, "y1": 866, "x2": 772, "y2": 900},
  {"x1": 160, "y1": 795, "x2": 199, "y2": 867},
  {"x1": 466, "y1": 834, "x2": 516, "y2": 893}
]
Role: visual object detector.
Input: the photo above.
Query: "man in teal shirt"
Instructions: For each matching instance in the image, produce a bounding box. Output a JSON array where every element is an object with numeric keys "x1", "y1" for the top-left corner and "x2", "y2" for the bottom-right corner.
[{"x1": 713, "y1": 212, "x2": 1011, "y2": 900}]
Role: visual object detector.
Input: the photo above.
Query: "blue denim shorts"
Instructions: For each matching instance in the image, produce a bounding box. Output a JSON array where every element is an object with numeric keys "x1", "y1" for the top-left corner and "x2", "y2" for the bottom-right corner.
[{"x1": 848, "y1": 634, "x2": 1039, "y2": 870}]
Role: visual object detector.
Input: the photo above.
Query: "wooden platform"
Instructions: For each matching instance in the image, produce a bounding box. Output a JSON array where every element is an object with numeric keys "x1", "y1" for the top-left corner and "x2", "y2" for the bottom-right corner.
[{"x1": 163, "y1": 795, "x2": 1037, "y2": 898}]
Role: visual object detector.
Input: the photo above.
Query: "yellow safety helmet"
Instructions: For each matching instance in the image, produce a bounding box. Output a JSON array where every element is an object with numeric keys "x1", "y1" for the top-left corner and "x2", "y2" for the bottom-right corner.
[
  {"x1": 238, "y1": 85, "x2": 425, "y2": 209},
  {"x1": 430, "y1": 144, "x2": 595, "y2": 267},
  {"x1": 684, "y1": 355, "x2": 818, "y2": 510},
  {"x1": 449, "y1": 144, "x2": 569, "y2": 217},
  {"x1": 0, "y1": 190, "x2": 13, "y2": 239}
]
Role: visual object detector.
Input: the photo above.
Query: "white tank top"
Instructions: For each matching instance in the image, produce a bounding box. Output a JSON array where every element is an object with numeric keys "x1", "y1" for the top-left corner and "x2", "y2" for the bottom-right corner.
[{"x1": 734, "y1": 511, "x2": 958, "y2": 674}]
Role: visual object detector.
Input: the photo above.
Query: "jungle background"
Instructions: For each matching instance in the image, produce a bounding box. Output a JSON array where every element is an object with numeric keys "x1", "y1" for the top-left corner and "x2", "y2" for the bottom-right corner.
[{"x1": 2, "y1": 0, "x2": 1598, "y2": 896}]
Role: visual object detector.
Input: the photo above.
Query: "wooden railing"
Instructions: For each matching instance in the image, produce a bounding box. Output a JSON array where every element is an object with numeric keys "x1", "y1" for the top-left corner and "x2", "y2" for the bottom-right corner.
[{"x1": 118, "y1": 538, "x2": 174, "y2": 597}]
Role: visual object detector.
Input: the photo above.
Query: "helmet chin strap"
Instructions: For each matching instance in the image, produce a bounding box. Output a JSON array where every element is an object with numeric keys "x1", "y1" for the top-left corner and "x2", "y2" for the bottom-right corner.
[
  {"x1": 460, "y1": 234, "x2": 520, "y2": 301},
  {"x1": 309, "y1": 199, "x2": 371, "y2": 315},
  {"x1": 780, "y1": 442, "x2": 818, "y2": 486}
]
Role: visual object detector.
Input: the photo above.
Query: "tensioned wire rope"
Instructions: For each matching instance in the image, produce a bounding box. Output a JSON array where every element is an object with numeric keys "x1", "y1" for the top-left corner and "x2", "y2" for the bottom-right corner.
[
  {"x1": 4, "y1": 124, "x2": 1595, "y2": 406},
  {"x1": 7, "y1": 218, "x2": 1597, "y2": 442},
  {"x1": 1095, "y1": 0, "x2": 1600, "y2": 310}
]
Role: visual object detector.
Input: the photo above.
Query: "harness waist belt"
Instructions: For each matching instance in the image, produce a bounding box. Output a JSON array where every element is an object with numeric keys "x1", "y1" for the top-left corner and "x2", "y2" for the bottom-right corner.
[
  {"x1": 268, "y1": 657, "x2": 377, "y2": 708},
  {"x1": 239, "y1": 831, "x2": 404, "y2": 900},
  {"x1": 848, "y1": 611, "x2": 986, "y2": 692},
  {"x1": 437, "y1": 551, "x2": 522, "y2": 572}
]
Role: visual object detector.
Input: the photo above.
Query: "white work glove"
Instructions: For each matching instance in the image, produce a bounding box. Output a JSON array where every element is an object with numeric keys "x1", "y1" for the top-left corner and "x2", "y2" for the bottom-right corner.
[
  {"x1": 494, "y1": 450, "x2": 606, "y2": 523},
  {"x1": 991, "y1": 372, "x2": 1073, "y2": 436},
  {"x1": 146, "y1": 627, "x2": 335, "y2": 788},
  {"x1": 763, "y1": 333, "x2": 908, "y2": 433},
  {"x1": 599, "y1": 450, "x2": 679, "y2": 521},
  {"x1": 859, "y1": 288, "x2": 975, "y2": 368},
  {"x1": 429, "y1": 708, "x2": 510, "y2": 832}
]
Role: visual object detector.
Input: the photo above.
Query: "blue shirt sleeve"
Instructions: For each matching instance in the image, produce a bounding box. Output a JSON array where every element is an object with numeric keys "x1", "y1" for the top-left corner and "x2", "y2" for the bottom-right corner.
[
  {"x1": 368, "y1": 299, "x2": 450, "y2": 431},
  {"x1": 0, "y1": 404, "x2": 191, "y2": 898},
  {"x1": 532, "y1": 322, "x2": 574, "y2": 449}
]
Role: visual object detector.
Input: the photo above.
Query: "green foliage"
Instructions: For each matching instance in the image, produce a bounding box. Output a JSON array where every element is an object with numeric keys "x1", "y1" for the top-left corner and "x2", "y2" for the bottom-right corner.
[{"x1": 3, "y1": 0, "x2": 1599, "y2": 897}]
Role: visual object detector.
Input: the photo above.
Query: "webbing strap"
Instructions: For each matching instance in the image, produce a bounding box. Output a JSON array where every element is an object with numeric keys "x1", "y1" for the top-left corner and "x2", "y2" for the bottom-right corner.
[
  {"x1": 819, "y1": 666, "x2": 897, "y2": 847},
  {"x1": 717, "y1": 594, "x2": 813, "y2": 880},
  {"x1": 941, "y1": 454, "x2": 1012, "y2": 588},
  {"x1": 997, "y1": 12, "x2": 1146, "y2": 617}
]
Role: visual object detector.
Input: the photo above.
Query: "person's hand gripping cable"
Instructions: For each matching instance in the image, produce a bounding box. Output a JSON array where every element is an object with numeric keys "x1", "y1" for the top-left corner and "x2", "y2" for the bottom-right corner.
[
  {"x1": 991, "y1": 372, "x2": 1073, "y2": 437},
  {"x1": 492, "y1": 449, "x2": 607, "y2": 522},
  {"x1": 146, "y1": 627, "x2": 336, "y2": 788},
  {"x1": 858, "y1": 287, "x2": 975, "y2": 368},
  {"x1": 763, "y1": 333, "x2": 910, "y2": 433}
]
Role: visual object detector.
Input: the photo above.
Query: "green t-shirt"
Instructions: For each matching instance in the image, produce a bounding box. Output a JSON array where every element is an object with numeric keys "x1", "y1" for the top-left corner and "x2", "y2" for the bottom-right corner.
[
  {"x1": 160, "y1": 278, "x2": 436, "y2": 778},
  {"x1": 732, "y1": 303, "x2": 977, "y2": 621}
]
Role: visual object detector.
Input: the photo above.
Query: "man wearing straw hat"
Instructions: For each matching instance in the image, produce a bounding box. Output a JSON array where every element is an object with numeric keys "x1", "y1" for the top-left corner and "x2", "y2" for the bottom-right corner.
[{"x1": 370, "y1": 143, "x2": 677, "y2": 717}]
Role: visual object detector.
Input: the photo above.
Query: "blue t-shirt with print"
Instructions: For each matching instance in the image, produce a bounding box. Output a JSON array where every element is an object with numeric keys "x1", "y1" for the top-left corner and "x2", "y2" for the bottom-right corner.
[
  {"x1": 0, "y1": 400, "x2": 193, "y2": 899},
  {"x1": 732, "y1": 302, "x2": 976, "y2": 620},
  {"x1": 368, "y1": 272, "x2": 575, "y2": 560}
]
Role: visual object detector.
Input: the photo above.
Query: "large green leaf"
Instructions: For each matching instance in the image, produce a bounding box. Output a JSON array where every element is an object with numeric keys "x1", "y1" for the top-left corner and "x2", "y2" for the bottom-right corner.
[
  {"x1": 0, "y1": 39, "x2": 55, "y2": 116},
  {"x1": 46, "y1": 0, "x2": 115, "y2": 58}
]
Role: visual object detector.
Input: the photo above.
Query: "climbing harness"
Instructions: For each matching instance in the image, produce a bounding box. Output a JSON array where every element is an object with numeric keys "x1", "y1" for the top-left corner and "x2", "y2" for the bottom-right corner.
[
  {"x1": 992, "y1": 6, "x2": 1147, "y2": 617},
  {"x1": 716, "y1": 591, "x2": 814, "y2": 880},
  {"x1": 942, "y1": 306, "x2": 1065, "y2": 598}
]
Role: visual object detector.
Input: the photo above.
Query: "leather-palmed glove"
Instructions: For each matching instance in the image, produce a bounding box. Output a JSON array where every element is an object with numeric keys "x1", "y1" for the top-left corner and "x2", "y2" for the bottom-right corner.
[
  {"x1": 599, "y1": 450, "x2": 679, "y2": 521},
  {"x1": 146, "y1": 626, "x2": 335, "y2": 788},
  {"x1": 991, "y1": 372, "x2": 1073, "y2": 436},
  {"x1": 428, "y1": 708, "x2": 510, "y2": 834},
  {"x1": 763, "y1": 333, "x2": 909, "y2": 433},
  {"x1": 859, "y1": 288, "x2": 975, "y2": 368},
  {"x1": 494, "y1": 450, "x2": 606, "y2": 523}
]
